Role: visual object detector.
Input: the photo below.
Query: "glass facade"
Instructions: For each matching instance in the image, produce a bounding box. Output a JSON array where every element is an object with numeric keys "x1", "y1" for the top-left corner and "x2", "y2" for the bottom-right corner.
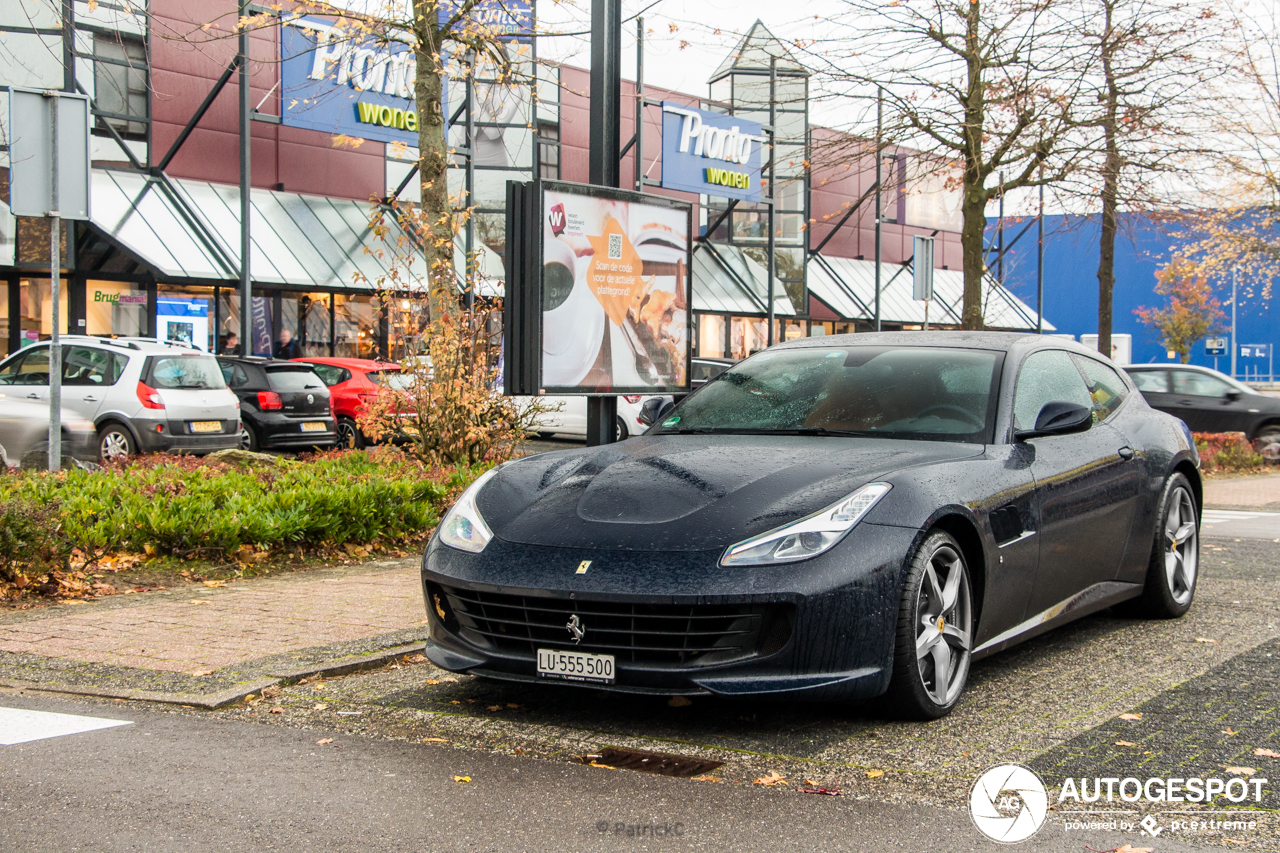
[
  {"x1": 0, "y1": 281, "x2": 8, "y2": 358},
  {"x1": 17, "y1": 279, "x2": 69, "y2": 346},
  {"x1": 334, "y1": 293, "x2": 384, "y2": 359},
  {"x1": 86, "y1": 280, "x2": 148, "y2": 338},
  {"x1": 697, "y1": 314, "x2": 726, "y2": 358},
  {"x1": 156, "y1": 284, "x2": 216, "y2": 351}
]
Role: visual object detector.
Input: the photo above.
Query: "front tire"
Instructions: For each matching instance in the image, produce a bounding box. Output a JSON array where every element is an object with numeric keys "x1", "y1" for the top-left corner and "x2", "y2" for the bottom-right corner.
[
  {"x1": 1116, "y1": 473, "x2": 1198, "y2": 619},
  {"x1": 881, "y1": 530, "x2": 974, "y2": 720},
  {"x1": 98, "y1": 423, "x2": 136, "y2": 462}
]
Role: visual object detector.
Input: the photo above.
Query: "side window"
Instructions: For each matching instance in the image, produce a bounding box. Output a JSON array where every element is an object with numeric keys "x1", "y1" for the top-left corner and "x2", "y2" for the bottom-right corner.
[
  {"x1": 63, "y1": 346, "x2": 124, "y2": 386},
  {"x1": 1171, "y1": 370, "x2": 1232, "y2": 398},
  {"x1": 1129, "y1": 370, "x2": 1169, "y2": 393},
  {"x1": 232, "y1": 366, "x2": 251, "y2": 388},
  {"x1": 1013, "y1": 350, "x2": 1093, "y2": 432},
  {"x1": 1072, "y1": 355, "x2": 1129, "y2": 423},
  {"x1": 0, "y1": 348, "x2": 50, "y2": 386},
  {"x1": 311, "y1": 364, "x2": 347, "y2": 387}
]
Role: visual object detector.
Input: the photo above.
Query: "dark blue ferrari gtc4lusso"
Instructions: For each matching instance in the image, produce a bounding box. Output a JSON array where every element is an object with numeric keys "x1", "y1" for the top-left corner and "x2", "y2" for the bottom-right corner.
[{"x1": 421, "y1": 332, "x2": 1201, "y2": 719}]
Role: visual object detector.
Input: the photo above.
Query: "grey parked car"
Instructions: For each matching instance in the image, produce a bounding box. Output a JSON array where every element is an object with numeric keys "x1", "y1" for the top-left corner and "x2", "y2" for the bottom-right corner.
[
  {"x1": 0, "y1": 337, "x2": 241, "y2": 461},
  {"x1": 0, "y1": 395, "x2": 97, "y2": 468}
]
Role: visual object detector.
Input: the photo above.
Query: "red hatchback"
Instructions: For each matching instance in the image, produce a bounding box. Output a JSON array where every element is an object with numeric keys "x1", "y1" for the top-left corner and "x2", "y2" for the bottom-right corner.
[{"x1": 293, "y1": 357, "x2": 401, "y2": 448}]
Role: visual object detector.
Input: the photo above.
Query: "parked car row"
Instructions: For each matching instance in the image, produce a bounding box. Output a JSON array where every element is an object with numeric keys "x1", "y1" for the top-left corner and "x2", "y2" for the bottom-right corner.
[{"x1": 1123, "y1": 364, "x2": 1280, "y2": 442}]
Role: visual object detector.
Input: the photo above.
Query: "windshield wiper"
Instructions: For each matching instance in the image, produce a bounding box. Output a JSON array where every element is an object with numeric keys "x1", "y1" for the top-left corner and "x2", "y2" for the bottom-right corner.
[{"x1": 660, "y1": 427, "x2": 872, "y2": 437}]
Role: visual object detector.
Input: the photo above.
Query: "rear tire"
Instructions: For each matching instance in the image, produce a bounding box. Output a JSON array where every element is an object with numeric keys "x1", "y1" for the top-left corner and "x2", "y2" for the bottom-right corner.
[
  {"x1": 880, "y1": 530, "x2": 974, "y2": 720},
  {"x1": 240, "y1": 423, "x2": 259, "y2": 452},
  {"x1": 97, "y1": 423, "x2": 136, "y2": 462},
  {"x1": 1114, "y1": 473, "x2": 1198, "y2": 619},
  {"x1": 337, "y1": 417, "x2": 365, "y2": 450},
  {"x1": 614, "y1": 416, "x2": 628, "y2": 442}
]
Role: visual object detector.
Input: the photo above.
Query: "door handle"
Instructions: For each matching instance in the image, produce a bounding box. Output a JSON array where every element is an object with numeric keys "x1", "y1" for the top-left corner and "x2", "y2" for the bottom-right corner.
[
  {"x1": 1177, "y1": 399, "x2": 1194, "y2": 405},
  {"x1": 82, "y1": 395, "x2": 99, "y2": 402},
  {"x1": 1118, "y1": 446, "x2": 1135, "y2": 460},
  {"x1": 25, "y1": 392, "x2": 40, "y2": 400}
]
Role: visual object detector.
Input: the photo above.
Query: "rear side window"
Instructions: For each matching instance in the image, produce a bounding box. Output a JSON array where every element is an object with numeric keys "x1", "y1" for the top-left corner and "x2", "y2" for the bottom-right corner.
[
  {"x1": 310, "y1": 364, "x2": 350, "y2": 387},
  {"x1": 1128, "y1": 370, "x2": 1169, "y2": 393},
  {"x1": 1072, "y1": 355, "x2": 1129, "y2": 423},
  {"x1": 266, "y1": 368, "x2": 324, "y2": 391},
  {"x1": 1171, "y1": 370, "x2": 1232, "y2": 397},
  {"x1": 63, "y1": 346, "x2": 128, "y2": 386},
  {"x1": 148, "y1": 355, "x2": 227, "y2": 390}
]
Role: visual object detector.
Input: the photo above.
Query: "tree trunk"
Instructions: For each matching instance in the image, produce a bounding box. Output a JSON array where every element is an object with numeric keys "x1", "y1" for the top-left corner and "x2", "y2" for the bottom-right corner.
[
  {"x1": 960, "y1": 189, "x2": 988, "y2": 330},
  {"x1": 412, "y1": 3, "x2": 453, "y2": 292},
  {"x1": 1095, "y1": 0, "x2": 1120, "y2": 360},
  {"x1": 958, "y1": 0, "x2": 987, "y2": 331}
]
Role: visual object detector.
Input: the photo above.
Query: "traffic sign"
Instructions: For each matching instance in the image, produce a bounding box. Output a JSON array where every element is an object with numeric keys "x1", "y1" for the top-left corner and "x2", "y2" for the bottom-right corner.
[
  {"x1": 1240, "y1": 343, "x2": 1272, "y2": 359},
  {"x1": 1204, "y1": 337, "x2": 1227, "y2": 356}
]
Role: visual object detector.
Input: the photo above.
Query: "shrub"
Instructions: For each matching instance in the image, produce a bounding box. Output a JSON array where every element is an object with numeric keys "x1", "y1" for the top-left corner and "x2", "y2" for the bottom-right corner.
[
  {"x1": 0, "y1": 448, "x2": 475, "y2": 579},
  {"x1": 0, "y1": 491, "x2": 71, "y2": 591},
  {"x1": 1193, "y1": 432, "x2": 1265, "y2": 473}
]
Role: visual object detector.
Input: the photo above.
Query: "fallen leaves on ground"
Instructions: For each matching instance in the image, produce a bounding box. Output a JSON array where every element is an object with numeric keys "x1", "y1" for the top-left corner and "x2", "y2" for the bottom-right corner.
[
  {"x1": 753, "y1": 771, "x2": 787, "y2": 786},
  {"x1": 1115, "y1": 741, "x2": 1138, "y2": 747},
  {"x1": 201, "y1": 580, "x2": 226, "y2": 588},
  {"x1": 506, "y1": 703, "x2": 520, "y2": 709},
  {"x1": 1113, "y1": 846, "x2": 1155, "y2": 853},
  {"x1": 423, "y1": 737, "x2": 448, "y2": 743},
  {"x1": 313, "y1": 703, "x2": 328, "y2": 711},
  {"x1": 668, "y1": 696, "x2": 692, "y2": 708},
  {"x1": 486, "y1": 704, "x2": 503, "y2": 711},
  {"x1": 316, "y1": 738, "x2": 333, "y2": 745},
  {"x1": 1195, "y1": 637, "x2": 1219, "y2": 644},
  {"x1": 453, "y1": 775, "x2": 471, "y2": 783},
  {"x1": 1223, "y1": 728, "x2": 1239, "y2": 736},
  {"x1": 268, "y1": 707, "x2": 284, "y2": 714},
  {"x1": 801, "y1": 786, "x2": 842, "y2": 796},
  {"x1": 404, "y1": 654, "x2": 426, "y2": 663},
  {"x1": 1253, "y1": 748, "x2": 1280, "y2": 758},
  {"x1": 1221, "y1": 765, "x2": 1256, "y2": 776},
  {"x1": 190, "y1": 669, "x2": 214, "y2": 677},
  {"x1": 691, "y1": 775, "x2": 722, "y2": 782},
  {"x1": 187, "y1": 599, "x2": 209, "y2": 605},
  {"x1": 1119, "y1": 713, "x2": 1142, "y2": 721},
  {"x1": 865, "y1": 769, "x2": 885, "y2": 779}
]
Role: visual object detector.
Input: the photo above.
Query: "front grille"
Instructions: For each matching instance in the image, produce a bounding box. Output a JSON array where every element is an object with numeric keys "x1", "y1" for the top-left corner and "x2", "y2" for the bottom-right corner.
[{"x1": 434, "y1": 584, "x2": 793, "y2": 667}]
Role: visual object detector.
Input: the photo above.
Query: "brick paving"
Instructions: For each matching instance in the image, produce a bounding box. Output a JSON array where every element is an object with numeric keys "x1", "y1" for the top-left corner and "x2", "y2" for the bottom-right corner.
[
  {"x1": 1204, "y1": 473, "x2": 1280, "y2": 509},
  {"x1": 0, "y1": 564, "x2": 425, "y2": 675}
]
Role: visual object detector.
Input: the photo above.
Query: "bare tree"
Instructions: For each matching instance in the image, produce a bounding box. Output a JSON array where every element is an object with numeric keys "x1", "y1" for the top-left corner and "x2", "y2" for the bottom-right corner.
[
  {"x1": 1056, "y1": 0, "x2": 1226, "y2": 358},
  {"x1": 802, "y1": 0, "x2": 1087, "y2": 329}
]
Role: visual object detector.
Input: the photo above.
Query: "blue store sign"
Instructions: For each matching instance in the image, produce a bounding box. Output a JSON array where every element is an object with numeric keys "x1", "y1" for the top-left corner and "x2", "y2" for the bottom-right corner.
[
  {"x1": 660, "y1": 102, "x2": 764, "y2": 202},
  {"x1": 280, "y1": 3, "x2": 532, "y2": 146}
]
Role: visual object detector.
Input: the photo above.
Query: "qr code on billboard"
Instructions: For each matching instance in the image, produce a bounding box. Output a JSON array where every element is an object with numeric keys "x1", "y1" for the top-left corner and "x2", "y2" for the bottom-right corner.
[{"x1": 608, "y1": 233, "x2": 623, "y2": 260}]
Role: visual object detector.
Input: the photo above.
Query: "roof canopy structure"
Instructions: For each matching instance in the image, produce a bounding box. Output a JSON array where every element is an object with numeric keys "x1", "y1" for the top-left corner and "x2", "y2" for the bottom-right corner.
[{"x1": 693, "y1": 243, "x2": 796, "y2": 316}]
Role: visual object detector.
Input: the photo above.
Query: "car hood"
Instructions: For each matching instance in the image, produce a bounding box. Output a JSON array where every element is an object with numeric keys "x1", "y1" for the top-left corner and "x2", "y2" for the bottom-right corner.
[{"x1": 476, "y1": 435, "x2": 984, "y2": 552}]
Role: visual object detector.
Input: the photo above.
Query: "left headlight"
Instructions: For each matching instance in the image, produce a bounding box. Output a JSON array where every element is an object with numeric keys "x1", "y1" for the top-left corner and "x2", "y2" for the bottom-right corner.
[
  {"x1": 720, "y1": 482, "x2": 892, "y2": 567},
  {"x1": 437, "y1": 466, "x2": 500, "y2": 553}
]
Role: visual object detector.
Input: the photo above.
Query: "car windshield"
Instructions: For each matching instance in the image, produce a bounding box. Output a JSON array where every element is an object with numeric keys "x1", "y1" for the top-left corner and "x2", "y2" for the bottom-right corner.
[
  {"x1": 658, "y1": 346, "x2": 1002, "y2": 443},
  {"x1": 149, "y1": 355, "x2": 226, "y2": 390}
]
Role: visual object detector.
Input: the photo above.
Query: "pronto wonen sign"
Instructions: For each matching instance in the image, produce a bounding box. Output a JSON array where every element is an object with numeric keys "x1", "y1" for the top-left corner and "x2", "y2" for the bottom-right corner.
[{"x1": 660, "y1": 102, "x2": 764, "y2": 202}]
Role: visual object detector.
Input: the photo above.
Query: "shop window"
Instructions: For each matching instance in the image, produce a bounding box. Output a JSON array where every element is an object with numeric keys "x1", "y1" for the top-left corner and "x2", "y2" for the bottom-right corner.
[
  {"x1": 334, "y1": 293, "x2": 383, "y2": 359},
  {"x1": 697, "y1": 314, "x2": 726, "y2": 358},
  {"x1": 18, "y1": 279, "x2": 68, "y2": 345},
  {"x1": 94, "y1": 34, "x2": 148, "y2": 139},
  {"x1": 157, "y1": 285, "x2": 216, "y2": 352},
  {"x1": 729, "y1": 316, "x2": 768, "y2": 360},
  {"x1": 280, "y1": 292, "x2": 334, "y2": 357},
  {"x1": 388, "y1": 297, "x2": 427, "y2": 361},
  {"x1": 86, "y1": 280, "x2": 148, "y2": 338},
  {"x1": 0, "y1": 281, "x2": 8, "y2": 358},
  {"x1": 774, "y1": 320, "x2": 805, "y2": 343}
]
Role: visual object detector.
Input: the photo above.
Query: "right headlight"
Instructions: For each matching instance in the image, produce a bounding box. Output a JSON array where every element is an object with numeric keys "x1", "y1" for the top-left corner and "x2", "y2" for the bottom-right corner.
[
  {"x1": 437, "y1": 467, "x2": 500, "y2": 553},
  {"x1": 720, "y1": 482, "x2": 892, "y2": 567}
]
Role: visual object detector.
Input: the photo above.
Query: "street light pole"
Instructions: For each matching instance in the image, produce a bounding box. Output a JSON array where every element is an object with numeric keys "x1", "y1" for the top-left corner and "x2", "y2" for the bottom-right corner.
[
  {"x1": 238, "y1": 6, "x2": 252, "y2": 355},
  {"x1": 1231, "y1": 268, "x2": 1238, "y2": 380}
]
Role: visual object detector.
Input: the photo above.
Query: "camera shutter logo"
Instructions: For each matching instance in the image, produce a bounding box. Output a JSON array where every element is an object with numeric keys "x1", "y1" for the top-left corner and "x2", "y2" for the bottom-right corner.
[{"x1": 969, "y1": 764, "x2": 1049, "y2": 843}]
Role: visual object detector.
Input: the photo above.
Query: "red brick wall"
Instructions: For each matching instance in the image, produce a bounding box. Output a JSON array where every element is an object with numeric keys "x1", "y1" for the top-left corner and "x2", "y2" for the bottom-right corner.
[{"x1": 149, "y1": 0, "x2": 385, "y2": 200}]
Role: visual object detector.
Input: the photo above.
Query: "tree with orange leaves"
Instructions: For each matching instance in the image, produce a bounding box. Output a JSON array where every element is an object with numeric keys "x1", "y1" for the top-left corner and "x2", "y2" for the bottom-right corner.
[{"x1": 1134, "y1": 259, "x2": 1226, "y2": 363}]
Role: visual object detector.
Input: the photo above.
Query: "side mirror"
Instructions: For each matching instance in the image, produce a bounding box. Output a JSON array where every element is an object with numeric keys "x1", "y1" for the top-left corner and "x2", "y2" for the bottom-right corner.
[
  {"x1": 1225, "y1": 389, "x2": 1242, "y2": 402},
  {"x1": 1016, "y1": 401, "x2": 1093, "y2": 440},
  {"x1": 637, "y1": 397, "x2": 675, "y2": 427}
]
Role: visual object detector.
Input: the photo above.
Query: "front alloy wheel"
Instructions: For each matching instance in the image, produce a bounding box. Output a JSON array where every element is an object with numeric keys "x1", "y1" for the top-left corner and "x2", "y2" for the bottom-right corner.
[{"x1": 883, "y1": 530, "x2": 973, "y2": 720}]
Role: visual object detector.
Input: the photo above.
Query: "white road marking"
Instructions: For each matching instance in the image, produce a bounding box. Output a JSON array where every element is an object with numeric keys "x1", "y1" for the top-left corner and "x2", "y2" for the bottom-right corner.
[
  {"x1": 0, "y1": 706, "x2": 132, "y2": 745},
  {"x1": 1203, "y1": 510, "x2": 1279, "y2": 523}
]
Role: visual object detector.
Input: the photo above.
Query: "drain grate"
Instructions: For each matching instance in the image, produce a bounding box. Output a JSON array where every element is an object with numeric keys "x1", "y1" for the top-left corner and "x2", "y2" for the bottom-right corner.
[{"x1": 581, "y1": 747, "x2": 724, "y2": 778}]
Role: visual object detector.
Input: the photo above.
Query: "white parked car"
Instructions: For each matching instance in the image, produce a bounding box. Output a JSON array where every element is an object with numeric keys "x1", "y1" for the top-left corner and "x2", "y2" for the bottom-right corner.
[
  {"x1": 518, "y1": 394, "x2": 672, "y2": 442},
  {"x1": 0, "y1": 336, "x2": 241, "y2": 461}
]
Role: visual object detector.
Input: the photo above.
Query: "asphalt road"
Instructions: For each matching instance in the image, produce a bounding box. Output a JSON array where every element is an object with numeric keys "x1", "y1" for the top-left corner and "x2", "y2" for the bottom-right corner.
[{"x1": 0, "y1": 693, "x2": 1226, "y2": 853}]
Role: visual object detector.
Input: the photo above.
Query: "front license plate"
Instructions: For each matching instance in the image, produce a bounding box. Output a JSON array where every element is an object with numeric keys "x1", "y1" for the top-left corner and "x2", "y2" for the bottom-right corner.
[
  {"x1": 300, "y1": 422, "x2": 327, "y2": 432},
  {"x1": 536, "y1": 648, "x2": 615, "y2": 683},
  {"x1": 190, "y1": 421, "x2": 221, "y2": 433}
]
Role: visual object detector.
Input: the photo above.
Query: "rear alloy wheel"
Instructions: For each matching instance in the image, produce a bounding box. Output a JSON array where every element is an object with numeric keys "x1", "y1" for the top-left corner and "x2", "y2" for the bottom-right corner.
[
  {"x1": 240, "y1": 423, "x2": 259, "y2": 452},
  {"x1": 1117, "y1": 473, "x2": 1199, "y2": 619},
  {"x1": 337, "y1": 417, "x2": 364, "y2": 450},
  {"x1": 882, "y1": 530, "x2": 973, "y2": 720},
  {"x1": 614, "y1": 416, "x2": 628, "y2": 443},
  {"x1": 98, "y1": 424, "x2": 136, "y2": 462}
]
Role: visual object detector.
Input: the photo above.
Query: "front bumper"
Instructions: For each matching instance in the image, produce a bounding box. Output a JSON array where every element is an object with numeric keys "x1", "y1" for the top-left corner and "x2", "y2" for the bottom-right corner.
[{"x1": 420, "y1": 523, "x2": 915, "y2": 702}]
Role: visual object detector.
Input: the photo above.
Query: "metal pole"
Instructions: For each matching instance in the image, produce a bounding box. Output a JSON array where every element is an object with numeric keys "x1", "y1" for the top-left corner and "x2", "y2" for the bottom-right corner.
[
  {"x1": 465, "y1": 51, "x2": 476, "y2": 310},
  {"x1": 766, "y1": 57, "x2": 776, "y2": 346},
  {"x1": 997, "y1": 172, "x2": 1005, "y2": 287},
  {"x1": 1036, "y1": 180, "x2": 1044, "y2": 334},
  {"x1": 48, "y1": 92, "x2": 62, "y2": 472},
  {"x1": 1231, "y1": 268, "x2": 1237, "y2": 379},
  {"x1": 238, "y1": 13, "x2": 253, "y2": 354},
  {"x1": 874, "y1": 88, "x2": 882, "y2": 332},
  {"x1": 634, "y1": 17, "x2": 644, "y2": 192}
]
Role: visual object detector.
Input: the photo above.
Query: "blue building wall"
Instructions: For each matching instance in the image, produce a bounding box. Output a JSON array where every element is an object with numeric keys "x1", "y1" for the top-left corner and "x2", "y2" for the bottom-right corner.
[{"x1": 989, "y1": 213, "x2": 1277, "y2": 380}]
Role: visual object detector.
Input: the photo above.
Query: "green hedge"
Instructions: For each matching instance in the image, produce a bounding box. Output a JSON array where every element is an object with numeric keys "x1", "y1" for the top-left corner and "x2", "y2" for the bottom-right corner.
[{"x1": 0, "y1": 450, "x2": 474, "y2": 575}]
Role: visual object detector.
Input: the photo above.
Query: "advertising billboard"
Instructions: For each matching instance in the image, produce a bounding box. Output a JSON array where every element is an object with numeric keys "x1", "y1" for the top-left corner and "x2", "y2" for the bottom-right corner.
[
  {"x1": 540, "y1": 181, "x2": 692, "y2": 394},
  {"x1": 660, "y1": 102, "x2": 764, "y2": 202}
]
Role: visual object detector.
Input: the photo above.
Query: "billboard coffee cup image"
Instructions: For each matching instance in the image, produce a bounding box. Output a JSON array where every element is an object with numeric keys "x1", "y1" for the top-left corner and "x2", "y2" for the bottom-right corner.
[{"x1": 540, "y1": 229, "x2": 606, "y2": 387}]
